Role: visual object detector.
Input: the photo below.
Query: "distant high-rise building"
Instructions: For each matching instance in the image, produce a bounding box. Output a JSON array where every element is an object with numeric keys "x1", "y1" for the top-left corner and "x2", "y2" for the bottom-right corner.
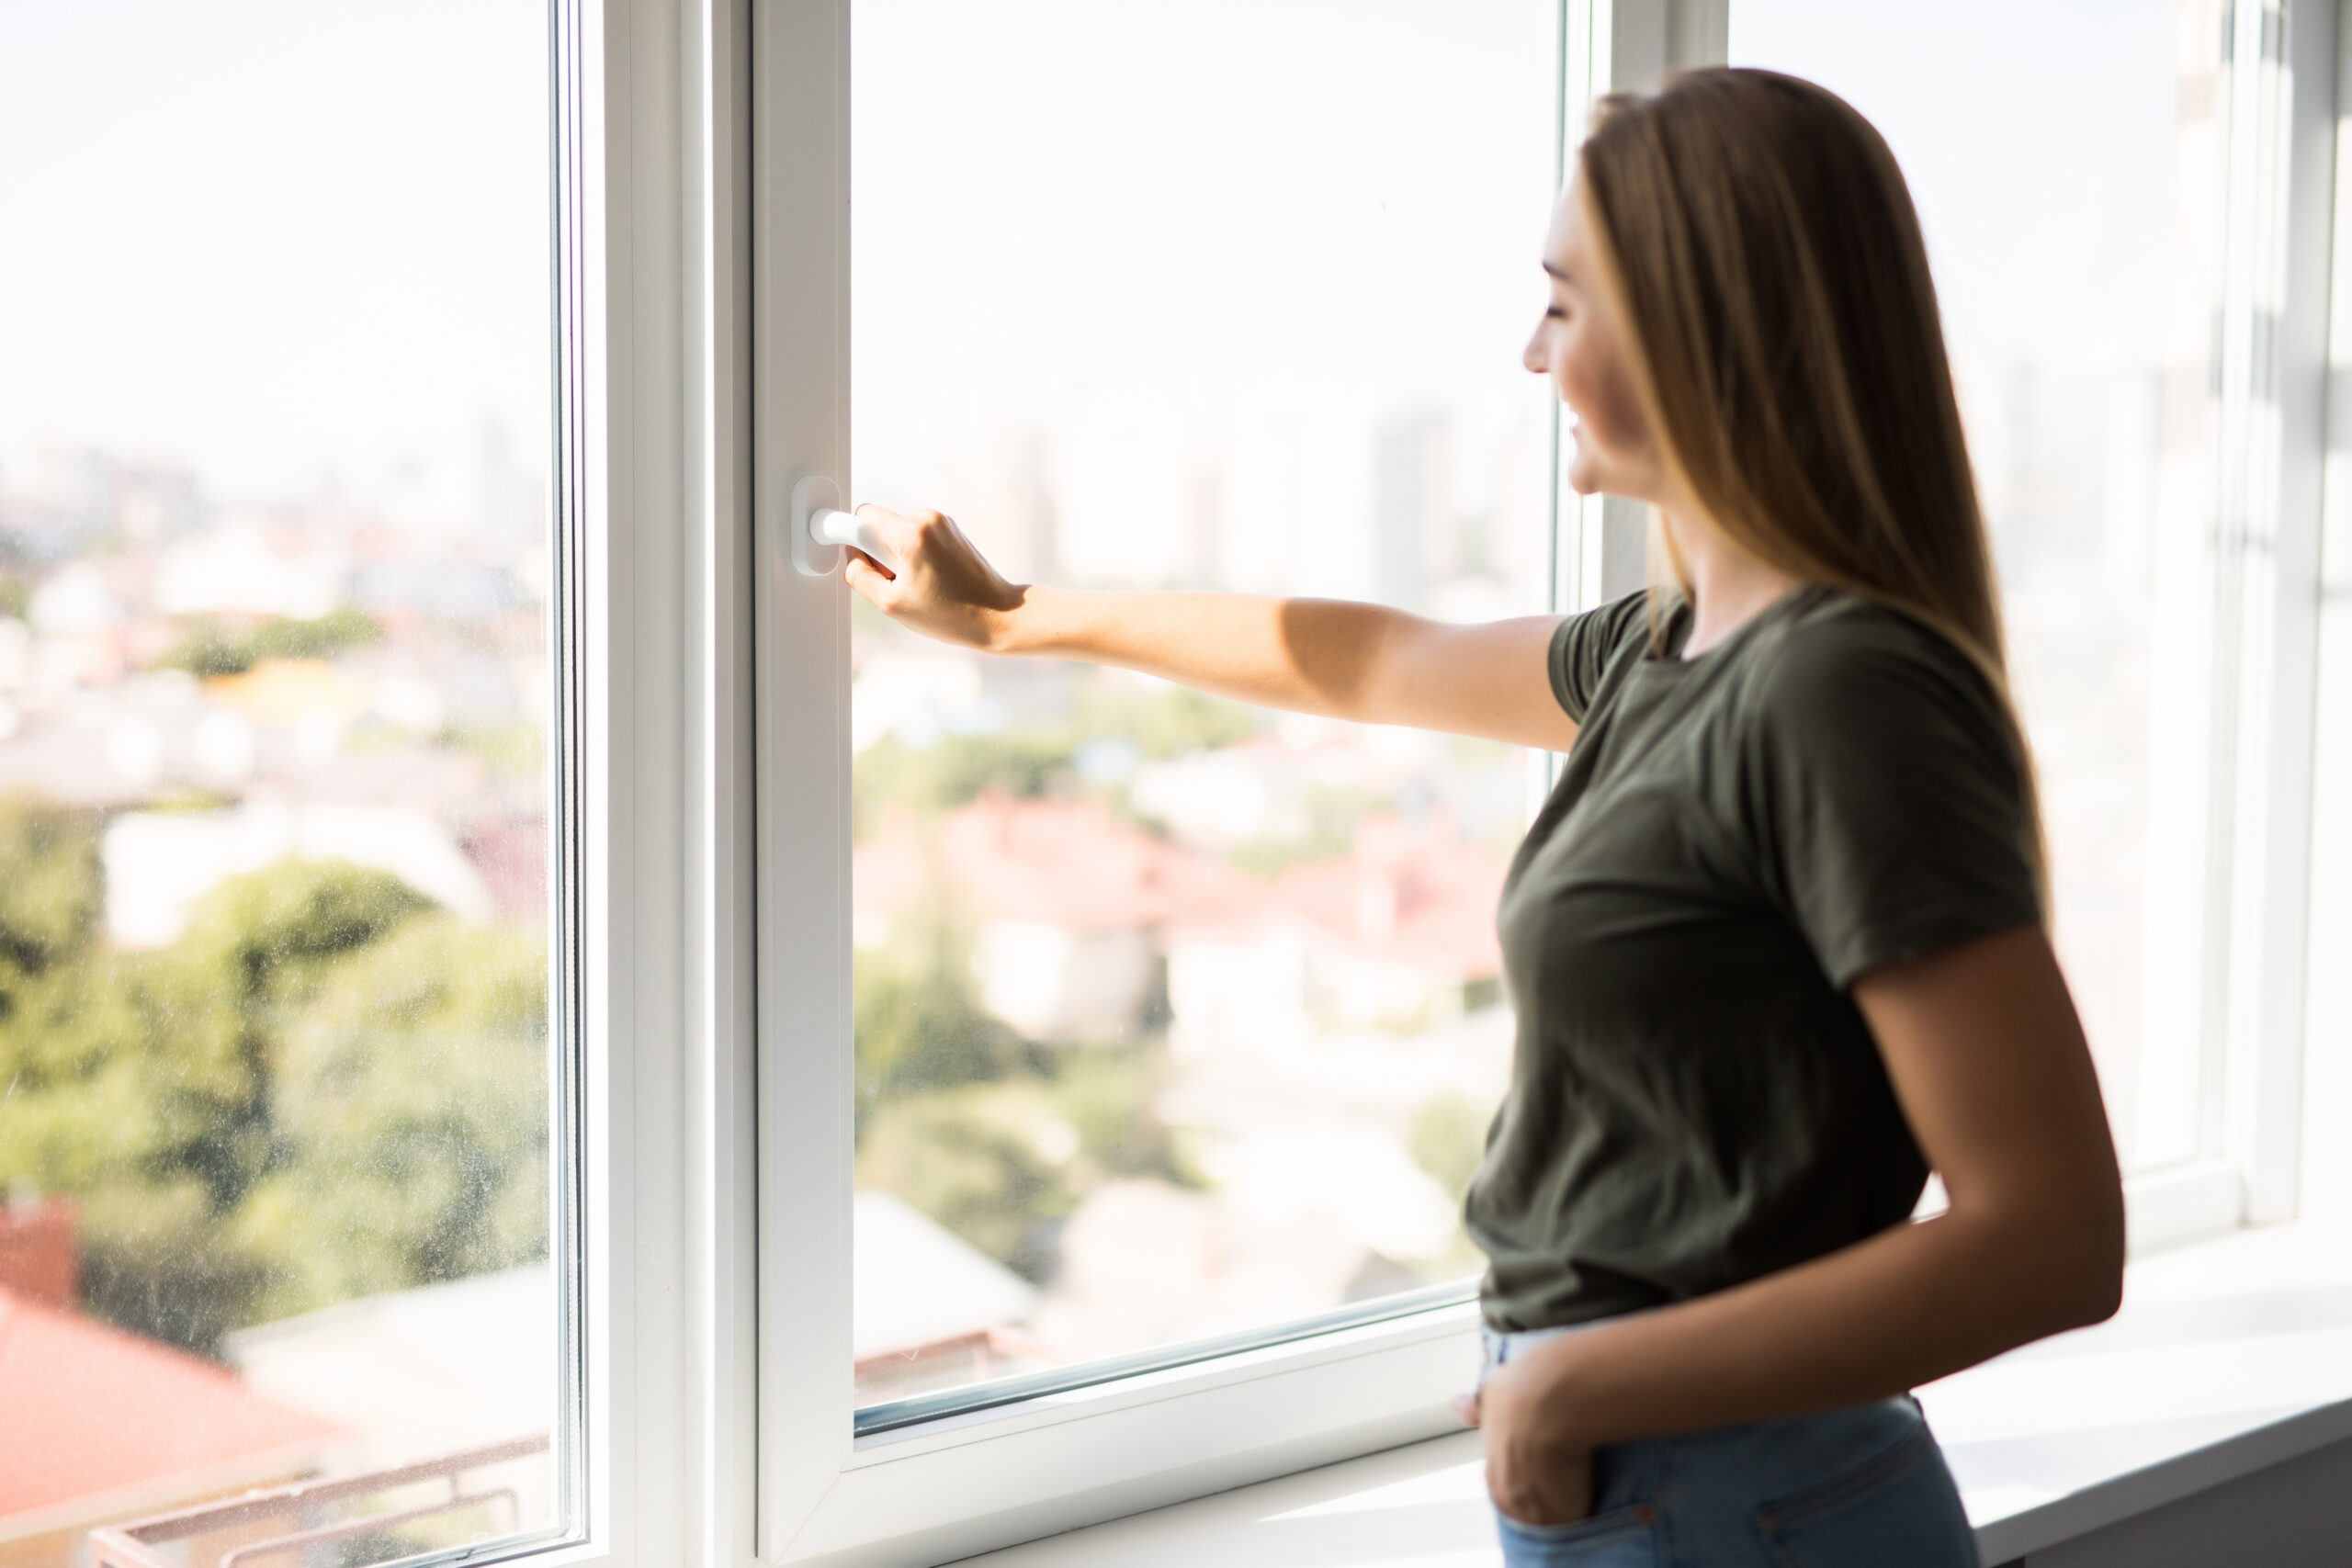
[{"x1": 1372, "y1": 412, "x2": 1451, "y2": 610}]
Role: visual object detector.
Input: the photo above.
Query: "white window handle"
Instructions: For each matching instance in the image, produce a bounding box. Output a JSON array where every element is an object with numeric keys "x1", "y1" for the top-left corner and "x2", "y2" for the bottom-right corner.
[{"x1": 789, "y1": 475, "x2": 899, "y2": 577}]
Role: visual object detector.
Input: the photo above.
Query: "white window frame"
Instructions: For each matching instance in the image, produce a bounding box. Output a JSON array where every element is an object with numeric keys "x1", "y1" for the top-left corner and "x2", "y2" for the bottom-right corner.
[
  {"x1": 2186, "y1": 0, "x2": 2333, "y2": 1242},
  {"x1": 1963, "y1": 0, "x2": 2335, "y2": 1255},
  {"x1": 743, "y1": 0, "x2": 1534, "y2": 1558},
  {"x1": 2064, "y1": 0, "x2": 2343, "y2": 1257},
  {"x1": 537, "y1": 3, "x2": 766, "y2": 1568},
  {"x1": 530, "y1": 1, "x2": 2344, "y2": 1567}
]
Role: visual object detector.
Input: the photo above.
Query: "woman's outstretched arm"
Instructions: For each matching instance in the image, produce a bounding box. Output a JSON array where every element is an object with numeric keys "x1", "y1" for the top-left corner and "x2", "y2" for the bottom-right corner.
[{"x1": 842, "y1": 503, "x2": 1580, "y2": 751}]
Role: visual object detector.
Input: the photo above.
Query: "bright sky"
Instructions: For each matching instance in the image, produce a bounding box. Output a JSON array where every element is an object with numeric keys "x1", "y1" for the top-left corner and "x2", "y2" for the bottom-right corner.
[
  {"x1": 1729, "y1": 0, "x2": 2180, "y2": 370},
  {"x1": 848, "y1": 0, "x2": 1560, "y2": 586},
  {"x1": 850, "y1": 0, "x2": 1557, "y2": 431},
  {"x1": 0, "y1": 0, "x2": 2185, "y2": 504},
  {"x1": 0, "y1": 0, "x2": 546, "y2": 501}
]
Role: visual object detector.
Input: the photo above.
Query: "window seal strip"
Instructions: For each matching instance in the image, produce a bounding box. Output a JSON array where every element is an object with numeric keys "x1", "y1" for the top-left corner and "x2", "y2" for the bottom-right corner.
[{"x1": 853, "y1": 1281, "x2": 1477, "y2": 1437}]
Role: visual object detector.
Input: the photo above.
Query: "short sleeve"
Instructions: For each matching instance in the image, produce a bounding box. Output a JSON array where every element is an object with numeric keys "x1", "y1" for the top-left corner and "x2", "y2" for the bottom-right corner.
[
  {"x1": 1546, "y1": 591, "x2": 1657, "y2": 723},
  {"x1": 1745, "y1": 607, "x2": 2043, "y2": 988}
]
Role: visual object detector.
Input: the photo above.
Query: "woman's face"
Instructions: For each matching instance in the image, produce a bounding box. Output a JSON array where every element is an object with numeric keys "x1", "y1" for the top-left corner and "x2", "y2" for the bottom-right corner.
[{"x1": 1524, "y1": 183, "x2": 1667, "y2": 502}]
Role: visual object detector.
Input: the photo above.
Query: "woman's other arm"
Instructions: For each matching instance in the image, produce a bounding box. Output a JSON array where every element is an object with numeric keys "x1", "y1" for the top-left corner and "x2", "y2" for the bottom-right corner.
[
  {"x1": 842, "y1": 504, "x2": 1579, "y2": 751},
  {"x1": 1475, "y1": 925, "x2": 2124, "y2": 1524}
]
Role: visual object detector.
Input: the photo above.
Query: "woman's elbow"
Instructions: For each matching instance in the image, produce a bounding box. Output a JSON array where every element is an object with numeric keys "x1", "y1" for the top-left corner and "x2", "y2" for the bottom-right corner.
[
  {"x1": 1955, "y1": 1171, "x2": 2124, "y2": 1342},
  {"x1": 2072, "y1": 1187, "x2": 2127, "y2": 1328},
  {"x1": 2028, "y1": 1174, "x2": 2126, "y2": 1336}
]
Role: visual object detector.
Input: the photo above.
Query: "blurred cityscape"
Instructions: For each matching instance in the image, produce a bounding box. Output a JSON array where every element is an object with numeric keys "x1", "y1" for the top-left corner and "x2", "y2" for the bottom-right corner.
[
  {"x1": 838, "y1": 0, "x2": 1565, "y2": 1400},
  {"x1": 845, "y1": 397, "x2": 1550, "y2": 1402},
  {"x1": 0, "y1": 438, "x2": 558, "y2": 1567},
  {"x1": 0, "y1": 436, "x2": 545, "y2": 886}
]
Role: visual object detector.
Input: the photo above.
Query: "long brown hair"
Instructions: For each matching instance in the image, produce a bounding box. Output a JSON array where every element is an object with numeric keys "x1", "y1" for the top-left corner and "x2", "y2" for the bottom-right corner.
[{"x1": 1578, "y1": 67, "x2": 2046, "y2": 891}]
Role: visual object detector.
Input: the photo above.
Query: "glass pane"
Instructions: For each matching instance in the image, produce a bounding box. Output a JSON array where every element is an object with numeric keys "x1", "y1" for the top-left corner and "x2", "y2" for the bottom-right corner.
[
  {"x1": 850, "y1": 0, "x2": 1557, "y2": 1411},
  {"x1": 1727, "y1": 0, "x2": 2222, "y2": 1172},
  {"x1": 0, "y1": 4, "x2": 569, "y2": 1564}
]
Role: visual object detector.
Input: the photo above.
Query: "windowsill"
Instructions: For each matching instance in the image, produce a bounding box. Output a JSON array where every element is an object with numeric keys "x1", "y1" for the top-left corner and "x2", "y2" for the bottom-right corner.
[{"x1": 954, "y1": 1219, "x2": 2352, "y2": 1566}]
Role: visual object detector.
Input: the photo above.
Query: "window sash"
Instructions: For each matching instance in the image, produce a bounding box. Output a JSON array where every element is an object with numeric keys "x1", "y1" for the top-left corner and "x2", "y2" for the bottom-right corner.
[
  {"x1": 747, "y1": 1, "x2": 1581, "y2": 1560},
  {"x1": 544, "y1": 1, "x2": 765, "y2": 1566}
]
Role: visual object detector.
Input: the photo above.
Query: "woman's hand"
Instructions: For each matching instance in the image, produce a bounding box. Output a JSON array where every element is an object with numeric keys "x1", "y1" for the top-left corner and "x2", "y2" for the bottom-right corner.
[
  {"x1": 1457, "y1": 1345, "x2": 1596, "y2": 1528},
  {"x1": 841, "y1": 502, "x2": 1027, "y2": 651}
]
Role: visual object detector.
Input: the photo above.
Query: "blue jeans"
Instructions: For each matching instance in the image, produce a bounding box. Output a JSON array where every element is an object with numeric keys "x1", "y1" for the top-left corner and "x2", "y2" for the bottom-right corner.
[{"x1": 1480, "y1": 1325, "x2": 1979, "y2": 1568}]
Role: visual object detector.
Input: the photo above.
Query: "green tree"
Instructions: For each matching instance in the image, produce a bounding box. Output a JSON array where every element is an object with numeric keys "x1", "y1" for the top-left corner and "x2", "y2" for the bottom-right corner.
[
  {"x1": 0, "y1": 796, "x2": 152, "y2": 1206},
  {"x1": 0, "y1": 794, "x2": 100, "y2": 988},
  {"x1": 1408, "y1": 1091, "x2": 1493, "y2": 1201},
  {"x1": 850, "y1": 911, "x2": 1199, "y2": 1283},
  {"x1": 1071, "y1": 680, "x2": 1254, "y2": 760},
  {"x1": 230, "y1": 913, "x2": 548, "y2": 1320},
  {"x1": 129, "y1": 862, "x2": 433, "y2": 1218},
  {"x1": 855, "y1": 1083, "x2": 1077, "y2": 1280},
  {"x1": 853, "y1": 730, "x2": 1079, "y2": 837},
  {"x1": 852, "y1": 916, "x2": 1027, "y2": 1140},
  {"x1": 0, "y1": 811, "x2": 551, "y2": 1357},
  {"x1": 76, "y1": 862, "x2": 435, "y2": 1351},
  {"x1": 159, "y1": 607, "x2": 380, "y2": 678}
]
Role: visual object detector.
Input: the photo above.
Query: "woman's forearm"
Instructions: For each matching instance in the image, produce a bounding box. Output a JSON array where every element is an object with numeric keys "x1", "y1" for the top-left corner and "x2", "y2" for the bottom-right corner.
[
  {"x1": 991, "y1": 586, "x2": 1402, "y2": 721},
  {"x1": 991, "y1": 586, "x2": 1576, "y2": 746}
]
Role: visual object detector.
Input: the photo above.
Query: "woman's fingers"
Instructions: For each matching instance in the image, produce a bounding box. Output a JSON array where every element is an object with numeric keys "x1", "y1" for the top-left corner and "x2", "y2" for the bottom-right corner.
[
  {"x1": 842, "y1": 550, "x2": 896, "y2": 603},
  {"x1": 1476, "y1": 1358, "x2": 1595, "y2": 1527},
  {"x1": 854, "y1": 502, "x2": 925, "y2": 570},
  {"x1": 1485, "y1": 1433, "x2": 1595, "y2": 1528},
  {"x1": 1452, "y1": 1390, "x2": 1483, "y2": 1427}
]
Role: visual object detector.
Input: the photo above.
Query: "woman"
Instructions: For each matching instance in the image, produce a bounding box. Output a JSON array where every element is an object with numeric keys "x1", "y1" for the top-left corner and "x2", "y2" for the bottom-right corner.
[{"x1": 843, "y1": 69, "x2": 2122, "y2": 1568}]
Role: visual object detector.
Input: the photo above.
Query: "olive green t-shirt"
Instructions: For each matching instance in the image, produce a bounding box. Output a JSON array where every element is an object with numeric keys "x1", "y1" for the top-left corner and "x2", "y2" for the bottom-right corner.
[{"x1": 1464, "y1": 584, "x2": 2041, "y2": 1331}]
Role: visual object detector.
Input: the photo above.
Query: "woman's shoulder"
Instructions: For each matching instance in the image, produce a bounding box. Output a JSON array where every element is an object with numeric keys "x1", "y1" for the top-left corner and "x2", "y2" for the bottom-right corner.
[
  {"x1": 1581, "y1": 587, "x2": 1670, "y2": 654},
  {"x1": 1552, "y1": 589, "x2": 1678, "y2": 720},
  {"x1": 1758, "y1": 585, "x2": 1987, "y2": 682},
  {"x1": 1745, "y1": 587, "x2": 2012, "y2": 750}
]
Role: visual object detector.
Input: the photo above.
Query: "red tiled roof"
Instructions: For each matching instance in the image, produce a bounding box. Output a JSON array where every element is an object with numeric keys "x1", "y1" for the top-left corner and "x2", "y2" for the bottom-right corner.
[
  {"x1": 1271, "y1": 814, "x2": 1503, "y2": 976},
  {"x1": 860, "y1": 795, "x2": 1261, "y2": 932},
  {"x1": 0, "y1": 1288, "x2": 341, "y2": 1524},
  {"x1": 0, "y1": 1201, "x2": 77, "y2": 1308},
  {"x1": 461, "y1": 815, "x2": 548, "y2": 921},
  {"x1": 855, "y1": 795, "x2": 1503, "y2": 976}
]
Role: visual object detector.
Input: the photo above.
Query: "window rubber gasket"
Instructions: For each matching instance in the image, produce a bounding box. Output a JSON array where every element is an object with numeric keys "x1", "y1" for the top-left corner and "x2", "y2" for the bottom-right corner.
[{"x1": 854, "y1": 1281, "x2": 1476, "y2": 1438}]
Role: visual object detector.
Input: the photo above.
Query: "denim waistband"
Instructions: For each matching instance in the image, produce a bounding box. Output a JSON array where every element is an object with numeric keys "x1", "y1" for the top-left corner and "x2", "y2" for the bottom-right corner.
[{"x1": 1478, "y1": 1318, "x2": 1604, "y2": 1385}]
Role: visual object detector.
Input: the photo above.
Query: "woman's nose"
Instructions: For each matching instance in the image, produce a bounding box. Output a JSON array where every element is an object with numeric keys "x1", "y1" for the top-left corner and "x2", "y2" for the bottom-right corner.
[{"x1": 1522, "y1": 326, "x2": 1548, "y2": 375}]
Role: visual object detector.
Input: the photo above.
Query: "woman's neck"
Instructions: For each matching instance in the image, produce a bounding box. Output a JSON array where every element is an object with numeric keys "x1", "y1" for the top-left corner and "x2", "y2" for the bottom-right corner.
[{"x1": 1661, "y1": 503, "x2": 1800, "y2": 659}]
